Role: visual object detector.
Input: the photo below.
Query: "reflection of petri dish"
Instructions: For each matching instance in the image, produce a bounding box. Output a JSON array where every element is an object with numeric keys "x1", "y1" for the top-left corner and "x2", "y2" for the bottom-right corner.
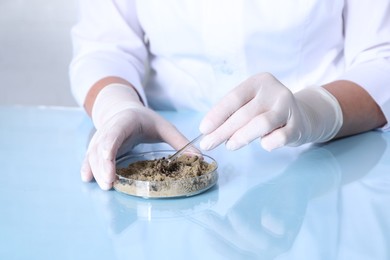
[{"x1": 114, "y1": 150, "x2": 218, "y2": 199}]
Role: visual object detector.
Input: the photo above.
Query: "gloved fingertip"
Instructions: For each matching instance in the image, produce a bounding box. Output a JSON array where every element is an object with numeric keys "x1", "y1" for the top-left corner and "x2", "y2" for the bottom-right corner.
[
  {"x1": 81, "y1": 173, "x2": 93, "y2": 182},
  {"x1": 262, "y1": 144, "x2": 275, "y2": 152},
  {"x1": 101, "y1": 181, "x2": 114, "y2": 190},
  {"x1": 199, "y1": 137, "x2": 215, "y2": 151},
  {"x1": 199, "y1": 119, "x2": 214, "y2": 134},
  {"x1": 80, "y1": 161, "x2": 93, "y2": 182},
  {"x1": 199, "y1": 141, "x2": 209, "y2": 151},
  {"x1": 225, "y1": 140, "x2": 240, "y2": 151},
  {"x1": 102, "y1": 160, "x2": 117, "y2": 182},
  {"x1": 261, "y1": 137, "x2": 283, "y2": 152}
]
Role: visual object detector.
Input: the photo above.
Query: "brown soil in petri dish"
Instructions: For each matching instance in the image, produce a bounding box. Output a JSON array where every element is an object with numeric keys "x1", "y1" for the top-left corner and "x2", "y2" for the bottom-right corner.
[{"x1": 114, "y1": 154, "x2": 218, "y2": 198}]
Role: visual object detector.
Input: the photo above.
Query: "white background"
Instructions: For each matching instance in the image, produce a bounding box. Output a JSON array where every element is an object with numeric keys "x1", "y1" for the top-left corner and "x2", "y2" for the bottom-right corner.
[{"x1": 0, "y1": 0, "x2": 78, "y2": 106}]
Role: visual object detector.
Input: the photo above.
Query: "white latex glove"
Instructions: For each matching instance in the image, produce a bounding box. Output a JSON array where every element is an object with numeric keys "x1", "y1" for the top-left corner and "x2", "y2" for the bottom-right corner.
[
  {"x1": 82, "y1": 83, "x2": 190, "y2": 190},
  {"x1": 199, "y1": 73, "x2": 343, "y2": 151}
]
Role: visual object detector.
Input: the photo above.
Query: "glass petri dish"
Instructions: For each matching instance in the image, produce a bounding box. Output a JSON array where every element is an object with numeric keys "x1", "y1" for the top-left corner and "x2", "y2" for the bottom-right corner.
[{"x1": 114, "y1": 150, "x2": 218, "y2": 199}]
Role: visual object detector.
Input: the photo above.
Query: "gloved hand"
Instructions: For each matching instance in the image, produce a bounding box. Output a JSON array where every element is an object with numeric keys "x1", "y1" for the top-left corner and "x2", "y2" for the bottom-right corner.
[
  {"x1": 199, "y1": 73, "x2": 343, "y2": 151},
  {"x1": 82, "y1": 83, "x2": 190, "y2": 190}
]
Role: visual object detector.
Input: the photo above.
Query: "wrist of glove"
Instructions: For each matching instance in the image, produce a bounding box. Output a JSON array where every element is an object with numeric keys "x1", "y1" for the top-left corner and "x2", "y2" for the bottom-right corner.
[
  {"x1": 289, "y1": 87, "x2": 343, "y2": 146},
  {"x1": 92, "y1": 83, "x2": 144, "y2": 130},
  {"x1": 261, "y1": 86, "x2": 344, "y2": 151}
]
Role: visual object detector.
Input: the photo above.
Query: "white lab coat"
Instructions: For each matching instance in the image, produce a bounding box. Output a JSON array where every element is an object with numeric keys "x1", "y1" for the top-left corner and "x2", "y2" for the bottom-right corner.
[{"x1": 70, "y1": 0, "x2": 390, "y2": 128}]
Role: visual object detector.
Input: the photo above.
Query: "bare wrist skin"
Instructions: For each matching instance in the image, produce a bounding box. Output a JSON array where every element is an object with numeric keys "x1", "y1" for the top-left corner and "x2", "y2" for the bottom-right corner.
[
  {"x1": 323, "y1": 80, "x2": 387, "y2": 138},
  {"x1": 84, "y1": 76, "x2": 143, "y2": 116}
]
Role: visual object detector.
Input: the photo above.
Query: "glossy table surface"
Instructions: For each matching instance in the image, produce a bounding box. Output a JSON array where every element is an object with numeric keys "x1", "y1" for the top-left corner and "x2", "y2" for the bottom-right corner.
[{"x1": 1, "y1": 106, "x2": 390, "y2": 260}]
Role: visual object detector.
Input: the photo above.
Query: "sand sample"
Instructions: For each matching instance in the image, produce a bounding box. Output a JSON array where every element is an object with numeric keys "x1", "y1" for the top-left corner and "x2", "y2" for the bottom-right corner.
[{"x1": 114, "y1": 153, "x2": 218, "y2": 198}]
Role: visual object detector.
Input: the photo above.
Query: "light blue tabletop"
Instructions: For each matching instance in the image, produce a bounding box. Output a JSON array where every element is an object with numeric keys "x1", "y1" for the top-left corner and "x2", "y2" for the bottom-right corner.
[{"x1": 1, "y1": 106, "x2": 389, "y2": 260}]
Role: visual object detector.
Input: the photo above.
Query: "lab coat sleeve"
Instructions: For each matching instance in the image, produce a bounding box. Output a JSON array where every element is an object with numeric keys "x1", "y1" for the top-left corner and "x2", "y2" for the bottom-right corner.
[
  {"x1": 339, "y1": 0, "x2": 390, "y2": 130},
  {"x1": 69, "y1": 0, "x2": 148, "y2": 106}
]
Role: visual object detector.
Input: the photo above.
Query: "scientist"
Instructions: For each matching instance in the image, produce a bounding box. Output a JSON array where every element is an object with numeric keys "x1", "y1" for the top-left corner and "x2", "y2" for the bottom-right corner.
[{"x1": 70, "y1": 0, "x2": 390, "y2": 190}]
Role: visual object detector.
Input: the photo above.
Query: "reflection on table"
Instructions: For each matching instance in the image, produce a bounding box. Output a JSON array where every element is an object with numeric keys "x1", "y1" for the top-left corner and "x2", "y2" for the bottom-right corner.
[{"x1": 1, "y1": 107, "x2": 389, "y2": 260}]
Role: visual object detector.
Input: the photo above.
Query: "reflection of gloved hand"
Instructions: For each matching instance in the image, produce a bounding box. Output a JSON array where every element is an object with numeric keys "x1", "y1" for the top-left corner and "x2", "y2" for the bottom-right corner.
[
  {"x1": 82, "y1": 84, "x2": 189, "y2": 190},
  {"x1": 195, "y1": 169, "x2": 313, "y2": 258},
  {"x1": 199, "y1": 73, "x2": 343, "y2": 151},
  {"x1": 194, "y1": 147, "x2": 341, "y2": 258}
]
